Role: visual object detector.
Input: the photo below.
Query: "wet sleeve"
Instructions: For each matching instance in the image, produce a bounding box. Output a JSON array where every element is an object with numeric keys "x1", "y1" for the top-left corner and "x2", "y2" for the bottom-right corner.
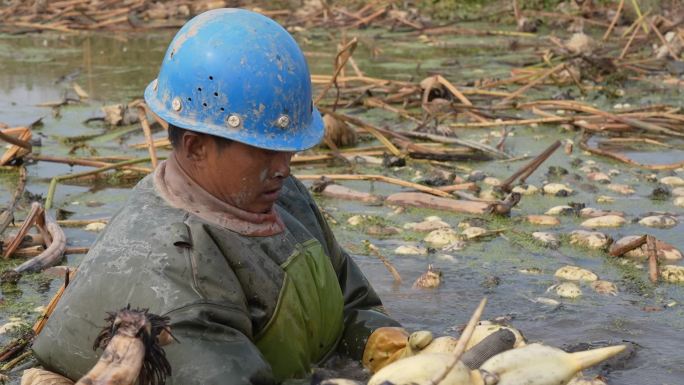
[
  {"x1": 163, "y1": 304, "x2": 275, "y2": 385},
  {"x1": 287, "y1": 177, "x2": 402, "y2": 360},
  {"x1": 32, "y1": 220, "x2": 277, "y2": 385}
]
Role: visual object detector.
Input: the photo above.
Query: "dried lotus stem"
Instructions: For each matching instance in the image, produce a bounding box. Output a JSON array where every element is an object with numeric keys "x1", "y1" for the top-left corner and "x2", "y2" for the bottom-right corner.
[
  {"x1": 647, "y1": 235, "x2": 659, "y2": 284},
  {"x1": 609, "y1": 235, "x2": 647, "y2": 257}
]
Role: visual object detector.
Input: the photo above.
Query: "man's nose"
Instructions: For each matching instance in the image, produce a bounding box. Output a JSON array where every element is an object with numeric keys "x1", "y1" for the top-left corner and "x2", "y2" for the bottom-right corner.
[{"x1": 271, "y1": 151, "x2": 293, "y2": 179}]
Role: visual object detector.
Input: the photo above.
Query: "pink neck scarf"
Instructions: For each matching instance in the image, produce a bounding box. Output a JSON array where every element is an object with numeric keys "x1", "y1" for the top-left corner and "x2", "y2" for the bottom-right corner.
[{"x1": 153, "y1": 155, "x2": 284, "y2": 236}]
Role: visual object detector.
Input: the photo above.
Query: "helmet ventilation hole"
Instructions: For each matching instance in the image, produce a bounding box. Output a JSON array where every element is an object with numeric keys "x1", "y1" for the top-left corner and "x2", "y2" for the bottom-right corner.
[
  {"x1": 220, "y1": 107, "x2": 225, "y2": 112},
  {"x1": 209, "y1": 76, "x2": 213, "y2": 80},
  {"x1": 187, "y1": 97, "x2": 192, "y2": 102},
  {"x1": 214, "y1": 92, "x2": 218, "y2": 97},
  {"x1": 197, "y1": 87, "x2": 202, "y2": 92},
  {"x1": 202, "y1": 103, "x2": 208, "y2": 107}
]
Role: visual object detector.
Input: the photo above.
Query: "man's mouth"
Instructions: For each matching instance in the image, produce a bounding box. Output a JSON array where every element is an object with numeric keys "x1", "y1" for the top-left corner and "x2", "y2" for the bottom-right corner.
[{"x1": 261, "y1": 186, "x2": 282, "y2": 201}]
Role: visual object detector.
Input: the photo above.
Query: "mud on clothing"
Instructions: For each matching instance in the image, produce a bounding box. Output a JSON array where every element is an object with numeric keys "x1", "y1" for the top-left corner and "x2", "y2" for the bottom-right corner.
[{"x1": 32, "y1": 171, "x2": 399, "y2": 384}]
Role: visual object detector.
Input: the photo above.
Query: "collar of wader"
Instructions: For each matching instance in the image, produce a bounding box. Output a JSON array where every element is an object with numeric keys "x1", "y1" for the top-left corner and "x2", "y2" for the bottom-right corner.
[{"x1": 153, "y1": 155, "x2": 285, "y2": 236}]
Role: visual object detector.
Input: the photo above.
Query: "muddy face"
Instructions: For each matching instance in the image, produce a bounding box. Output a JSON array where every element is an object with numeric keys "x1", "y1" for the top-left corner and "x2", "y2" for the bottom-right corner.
[
  {"x1": 177, "y1": 134, "x2": 293, "y2": 214},
  {"x1": 208, "y1": 141, "x2": 293, "y2": 213}
]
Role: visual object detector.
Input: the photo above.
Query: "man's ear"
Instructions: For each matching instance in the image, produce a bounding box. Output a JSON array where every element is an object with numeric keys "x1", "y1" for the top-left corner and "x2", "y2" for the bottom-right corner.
[{"x1": 181, "y1": 131, "x2": 210, "y2": 163}]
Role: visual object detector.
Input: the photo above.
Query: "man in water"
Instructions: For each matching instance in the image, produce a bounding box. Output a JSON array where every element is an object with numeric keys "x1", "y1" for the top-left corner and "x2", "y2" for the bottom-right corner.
[{"x1": 33, "y1": 8, "x2": 419, "y2": 384}]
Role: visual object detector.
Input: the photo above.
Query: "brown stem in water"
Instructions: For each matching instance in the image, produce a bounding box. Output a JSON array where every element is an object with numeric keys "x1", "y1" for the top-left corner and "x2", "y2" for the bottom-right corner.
[
  {"x1": 489, "y1": 192, "x2": 521, "y2": 216},
  {"x1": 0, "y1": 127, "x2": 32, "y2": 165},
  {"x1": 296, "y1": 174, "x2": 452, "y2": 198},
  {"x1": 499, "y1": 140, "x2": 561, "y2": 193},
  {"x1": 603, "y1": 0, "x2": 625, "y2": 40},
  {"x1": 403, "y1": 131, "x2": 510, "y2": 160},
  {"x1": 496, "y1": 63, "x2": 566, "y2": 106},
  {"x1": 144, "y1": 104, "x2": 168, "y2": 130},
  {"x1": 579, "y1": 131, "x2": 684, "y2": 170},
  {"x1": 437, "y1": 183, "x2": 479, "y2": 193},
  {"x1": 512, "y1": 0, "x2": 521, "y2": 22},
  {"x1": 138, "y1": 106, "x2": 159, "y2": 169},
  {"x1": 647, "y1": 235, "x2": 659, "y2": 284},
  {"x1": 449, "y1": 116, "x2": 571, "y2": 129},
  {"x1": 435, "y1": 75, "x2": 488, "y2": 123},
  {"x1": 3, "y1": 202, "x2": 42, "y2": 259},
  {"x1": 620, "y1": 25, "x2": 641, "y2": 59},
  {"x1": 366, "y1": 242, "x2": 402, "y2": 284},
  {"x1": 0, "y1": 268, "x2": 75, "y2": 365},
  {"x1": 0, "y1": 165, "x2": 26, "y2": 238},
  {"x1": 319, "y1": 107, "x2": 403, "y2": 156},
  {"x1": 13, "y1": 208, "x2": 66, "y2": 273},
  {"x1": 516, "y1": 143, "x2": 561, "y2": 184},
  {"x1": 33, "y1": 268, "x2": 76, "y2": 336},
  {"x1": 0, "y1": 128, "x2": 31, "y2": 151},
  {"x1": 496, "y1": 128, "x2": 511, "y2": 151},
  {"x1": 0, "y1": 331, "x2": 34, "y2": 363},
  {"x1": 27, "y1": 154, "x2": 152, "y2": 174},
  {"x1": 65, "y1": 246, "x2": 89, "y2": 255},
  {"x1": 649, "y1": 19, "x2": 679, "y2": 60},
  {"x1": 0, "y1": 350, "x2": 31, "y2": 371},
  {"x1": 350, "y1": 6, "x2": 387, "y2": 28},
  {"x1": 314, "y1": 37, "x2": 358, "y2": 106},
  {"x1": 609, "y1": 235, "x2": 647, "y2": 257}
]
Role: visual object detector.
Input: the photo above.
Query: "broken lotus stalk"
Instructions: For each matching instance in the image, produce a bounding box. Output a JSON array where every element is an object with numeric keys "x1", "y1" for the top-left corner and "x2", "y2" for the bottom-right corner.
[
  {"x1": 647, "y1": 235, "x2": 659, "y2": 284},
  {"x1": 13, "y1": 205, "x2": 66, "y2": 274},
  {"x1": 0, "y1": 165, "x2": 26, "y2": 238},
  {"x1": 499, "y1": 140, "x2": 561, "y2": 193},
  {"x1": 608, "y1": 234, "x2": 647, "y2": 257},
  {"x1": 3, "y1": 201, "x2": 43, "y2": 259},
  {"x1": 579, "y1": 132, "x2": 684, "y2": 170},
  {"x1": 0, "y1": 126, "x2": 32, "y2": 165}
]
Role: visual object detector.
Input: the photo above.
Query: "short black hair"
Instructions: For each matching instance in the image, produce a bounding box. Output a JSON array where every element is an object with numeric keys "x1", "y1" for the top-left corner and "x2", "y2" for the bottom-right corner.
[
  {"x1": 167, "y1": 124, "x2": 232, "y2": 150},
  {"x1": 167, "y1": 124, "x2": 186, "y2": 148}
]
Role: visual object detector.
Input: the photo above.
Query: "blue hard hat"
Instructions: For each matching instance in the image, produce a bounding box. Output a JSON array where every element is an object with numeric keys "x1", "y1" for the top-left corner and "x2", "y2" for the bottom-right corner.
[{"x1": 144, "y1": 8, "x2": 323, "y2": 152}]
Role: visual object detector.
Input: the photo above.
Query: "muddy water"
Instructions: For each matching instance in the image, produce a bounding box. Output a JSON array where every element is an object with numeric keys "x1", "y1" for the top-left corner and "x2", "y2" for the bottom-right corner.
[{"x1": 1, "y1": 26, "x2": 683, "y2": 384}]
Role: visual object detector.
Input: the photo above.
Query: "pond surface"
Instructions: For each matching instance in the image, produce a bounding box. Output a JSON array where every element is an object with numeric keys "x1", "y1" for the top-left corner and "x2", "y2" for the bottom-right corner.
[{"x1": 0, "y1": 23, "x2": 683, "y2": 384}]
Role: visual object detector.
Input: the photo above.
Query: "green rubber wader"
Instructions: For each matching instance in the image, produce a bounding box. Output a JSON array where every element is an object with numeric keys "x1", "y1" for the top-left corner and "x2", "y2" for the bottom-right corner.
[{"x1": 255, "y1": 239, "x2": 344, "y2": 380}]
